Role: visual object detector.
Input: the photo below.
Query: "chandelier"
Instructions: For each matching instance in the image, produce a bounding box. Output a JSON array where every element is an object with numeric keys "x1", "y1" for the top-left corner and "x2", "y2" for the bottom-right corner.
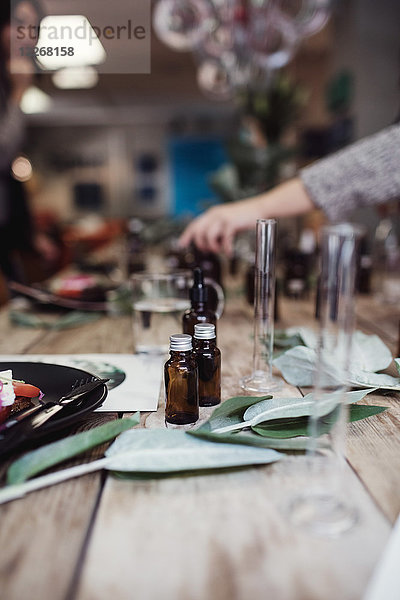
[{"x1": 153, "y1": 0, "x2": 332, "y2": 99}]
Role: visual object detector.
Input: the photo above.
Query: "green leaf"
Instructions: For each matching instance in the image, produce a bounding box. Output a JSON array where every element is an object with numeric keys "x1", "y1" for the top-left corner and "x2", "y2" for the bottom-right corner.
[
  {"x1": 104, "y1": 429, "x2": 282, "y2": 472},
  {"x1": 200, "y1": 395, "x2": 272, "y2": 432},
  {"x1": 349, "y1": 404, "x2": 387, "y2": 419},
  {"x1": 6, "y1": 414, "x2": 140, "y2": 485},
  {"x1": 189, "y1": 428, "x2": 309, "y2": 451},
  {"x1": 208, "y1": 395, "x2": 273, "y2": 420},
  {"x1": 243, "y1": 388, "x2": 377, "y2": 423},
  {"x1": 273, "y1": 330, "x2": 304, "y2": 350},
  {"x1": 9, "y1": 310, "x2": 101, "y2": 330},
  {"x1": 273, "y1": 328, "x2": 395, "y2": 389},
  {"x1": 252, "y1": 404, "x2": 386, "y2": 439}
]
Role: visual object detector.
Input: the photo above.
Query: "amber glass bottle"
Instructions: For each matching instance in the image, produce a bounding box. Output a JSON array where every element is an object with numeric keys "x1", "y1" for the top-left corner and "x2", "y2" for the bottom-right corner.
[
  {"x1": 164, "y1": 334, "x2": 199, "y2": 428},
  {"x1": 193, "y1": 323, "x2": 221, "y2": 407},
  {"x1": 182, "y1": 267, "x2": 217, "y2": 336}
]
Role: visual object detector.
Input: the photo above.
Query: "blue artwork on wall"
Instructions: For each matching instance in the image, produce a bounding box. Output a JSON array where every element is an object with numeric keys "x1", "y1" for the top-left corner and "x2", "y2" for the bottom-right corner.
[{"x1": 168, "y1": 136, "x2": 227, "y2": 217}]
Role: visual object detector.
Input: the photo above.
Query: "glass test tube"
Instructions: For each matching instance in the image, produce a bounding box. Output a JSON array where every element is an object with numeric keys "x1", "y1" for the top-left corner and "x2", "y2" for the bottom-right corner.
[
  {"x1": 289, "y1": 222, "x2": 364, "y2": 536},
  {"x1": 240, "y1": 219, "x2": 282, "y2": 393}
]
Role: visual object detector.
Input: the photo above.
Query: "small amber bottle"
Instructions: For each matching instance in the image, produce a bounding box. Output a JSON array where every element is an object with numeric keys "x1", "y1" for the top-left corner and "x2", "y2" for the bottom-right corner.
[
  {"x1": 183, "y1": 267, "x2": 217, "y2": 337},
  {"x1": 164, "y1": 333, "x2": 199, "y2": 428},
  {"x1": 193, "y1": 323, "x2": 221, "y2": 407}
]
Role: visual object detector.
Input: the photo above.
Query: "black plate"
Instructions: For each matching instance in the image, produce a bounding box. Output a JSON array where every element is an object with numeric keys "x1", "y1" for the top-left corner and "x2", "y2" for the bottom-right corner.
[
  {"x1": 9, "y1": 281, "x2": 109, "y2": 311},
  {"x1": 0, "y1": 361, "x2": 108, "y2": 437}
]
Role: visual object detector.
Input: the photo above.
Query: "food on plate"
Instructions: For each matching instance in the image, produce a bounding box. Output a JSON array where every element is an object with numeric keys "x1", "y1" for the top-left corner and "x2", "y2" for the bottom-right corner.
[
  {"x1": 49, "y1": 274, "x2": 115, "y2": 302},
  {"x1": 0, "y1": 370, "x2": 16, "y2": 424},
  {"x1": 0, "y1": 370, "x2": 43, "y2": 423}
]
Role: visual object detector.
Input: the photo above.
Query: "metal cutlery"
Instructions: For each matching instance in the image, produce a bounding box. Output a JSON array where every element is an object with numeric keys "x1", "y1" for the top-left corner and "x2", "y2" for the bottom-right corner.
[{"x1": 0, "y1": 377, "x2": 109, "y2": 455}]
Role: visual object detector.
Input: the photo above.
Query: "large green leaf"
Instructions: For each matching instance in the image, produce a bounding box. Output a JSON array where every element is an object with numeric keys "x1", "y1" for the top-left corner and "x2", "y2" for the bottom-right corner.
[
  {"x1": 104, "y1": 429, "x2": 282, "y2": 473},
  {"x1": 7, "y1": 414, "x2": 140, "y2": 485},
  {"x1": 243, "y1": 388, "x2": 377, "y2": 422},
  {"x1": 273, "y1": 342, "x2": 400, "y2": 391},
  {"x1": 0, "y1": 425, "x2": 282, "y2": 505},
  {"x1": 252, "y1": 404, "x2": 386, "y2": 439}
]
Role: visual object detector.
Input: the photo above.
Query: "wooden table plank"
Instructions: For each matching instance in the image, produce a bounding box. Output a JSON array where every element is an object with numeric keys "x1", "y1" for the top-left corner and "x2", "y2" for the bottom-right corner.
[
  {"x1": 0, "y1": 290, "x2": 399, "y2": 600},
  {"x1": 76, "y1": 460, "x2": 390, "y2": 600},
  {"x1": 27, "y1": 315, "x2": 134, "y2": 355},
  {"x1": 0, "y1": 314, "x2": 134, "y2": 600},
  {"x1": 356, "y1": 296, "x2": 400, "y2": 351},
  {"x1": 76, "y1": 299, "x2": 394, "y2": 600},
  {"x1": 278, "y1": 296, "x2": 400, "y2": 523},
  {"x1": 0, "y1": 310, "x2": 49, "y2": 354},
  {"x1": 0, "y1": 413, "x2": 117, "y2": 600}
]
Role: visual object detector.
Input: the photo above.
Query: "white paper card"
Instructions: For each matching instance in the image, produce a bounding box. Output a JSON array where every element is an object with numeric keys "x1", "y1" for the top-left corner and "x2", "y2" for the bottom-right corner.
[
  {"x1": 0, "y1": 354, "x2": 163, "y2": 412},
  {"x1": 363, "y1": 513, "x2": 400, "y2": 600}
]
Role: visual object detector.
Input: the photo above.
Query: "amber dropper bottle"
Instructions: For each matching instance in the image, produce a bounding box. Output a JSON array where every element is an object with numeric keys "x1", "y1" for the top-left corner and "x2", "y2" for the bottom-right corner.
[
  {"x1": 182, "y1": 267, "x2": 217, "y2": 337},
  {"x1": 193, "y1": 323, "x2": 221, "y2": 407},
  {"x1": 164, "y1": 333, "x2": 199, "y2": 428}
]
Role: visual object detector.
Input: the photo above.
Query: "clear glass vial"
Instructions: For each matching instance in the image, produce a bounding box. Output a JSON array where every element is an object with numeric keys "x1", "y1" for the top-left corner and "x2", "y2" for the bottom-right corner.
[
  {"x1": 193, "y1": 323, "x2": 221, "y2": 407},
  {"x1": 164, "y1": 333, "x2": 199, "y2": 428}
]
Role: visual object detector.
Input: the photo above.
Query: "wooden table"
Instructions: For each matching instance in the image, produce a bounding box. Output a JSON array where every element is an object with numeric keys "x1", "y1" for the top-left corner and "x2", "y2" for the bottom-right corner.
[{"x1": 0, "y1": 291, "x2": 399, "y2": 600}]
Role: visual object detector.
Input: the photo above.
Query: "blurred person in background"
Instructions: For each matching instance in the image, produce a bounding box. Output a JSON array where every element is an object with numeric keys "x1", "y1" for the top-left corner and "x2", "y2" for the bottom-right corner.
[
  {"x1": 179, "y1": 122, "x2": 400, "y2": 256},
  {"x1": 0, "y1": 0, "x2": 59, "y2": 284}
]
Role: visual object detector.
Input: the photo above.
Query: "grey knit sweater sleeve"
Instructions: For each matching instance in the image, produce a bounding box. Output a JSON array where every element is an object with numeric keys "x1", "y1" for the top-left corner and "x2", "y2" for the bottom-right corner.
[{"x1": 300, "y1": 123, "x2": 400, "y2": 222}]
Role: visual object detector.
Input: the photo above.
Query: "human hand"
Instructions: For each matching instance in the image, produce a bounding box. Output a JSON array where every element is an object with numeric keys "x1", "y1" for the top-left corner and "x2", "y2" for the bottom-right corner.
[{"x1": 179, "y1": 197, "x2": 265, "y2": 256}]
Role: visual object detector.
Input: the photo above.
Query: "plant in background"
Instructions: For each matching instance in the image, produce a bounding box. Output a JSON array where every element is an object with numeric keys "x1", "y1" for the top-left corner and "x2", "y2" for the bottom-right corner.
[{"x1": 208, "y1": 73, "x2": 307, "y2": 203}]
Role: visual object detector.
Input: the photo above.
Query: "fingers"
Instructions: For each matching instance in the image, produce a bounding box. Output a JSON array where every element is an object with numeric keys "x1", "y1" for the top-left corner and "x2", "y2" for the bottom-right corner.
[
  {"x1": 222, "y1": 226, "x2": 235, "y2": 257},
  {"x1": 179, "y1": 205, "x2": 239, "y2": 256},
  {"x1": 179, "y1": 212, "x2": 223, "y2": 254},
  {"x1": 202, "y1": 219, "x2": 224, "y2": 254}
]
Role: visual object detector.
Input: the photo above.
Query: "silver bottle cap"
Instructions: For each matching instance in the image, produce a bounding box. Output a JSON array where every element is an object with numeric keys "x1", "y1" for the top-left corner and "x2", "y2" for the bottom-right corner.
[
  {"x1": 169, "y1": 334, "x2": 192, "y2": 352},
  {"x1": 194, "y1": 323, "x2": 216, "y2": 340}
]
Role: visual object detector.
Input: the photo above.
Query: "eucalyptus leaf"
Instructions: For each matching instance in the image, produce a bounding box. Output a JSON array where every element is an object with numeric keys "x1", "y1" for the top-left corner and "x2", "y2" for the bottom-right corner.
[
  {"x1": 0, "y1": 427, "x2": 283, "y2": 505},
  {"x1": 7, "y1": 414, "x2": 140, "y2": 485},
  {"x1": 243, "y1": 388, "x2": 377, "y2": 422},
  {"x1": 203, "y1": 395, "x2": 272, "y2": 431},
  {"x1": 348, "y1": 371, "x2": 400, "y2": 391},
  {"x1": 273, "y1": 343, "x2": 400, "y2": 391},
  {"x1": 9, "y1": 310, "x2": 101, "y2": 330},
  {"x1": 189, "y1": 428, "x2": 310, "y2": 451},
  {"x1": 274, "y1": 330, "x2": 304, "y2": 350},
  {"x1": 252, "y1": 404, "x2": 386, "y2": 439},
  {"x1": 396, "y1": 359, "x2": 400, "y2": 376},
  {"x1": 273, "y1": 346, "x2": 340, "y2": 387},
  {"x1": 104, "y1": 429, "x2": 282, "y2": 473},
  {"x1": 285, "y1": 328, "x2": 393, "y2": 372},
  {"x1": 349, "y1": 331, "x2": 393, "y2": 372}
]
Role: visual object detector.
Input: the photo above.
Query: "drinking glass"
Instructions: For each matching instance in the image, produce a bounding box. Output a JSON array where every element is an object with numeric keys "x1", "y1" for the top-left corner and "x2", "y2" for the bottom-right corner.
[
  {"x1": 240, "y1": 219, "x2": 282, "y2": 392},
  {"x1": 288, "y1": 223, "x2": 364, "y2": 536},
  {"x1": 131, "y1": 272, "x2": 224, "y2": 354}
]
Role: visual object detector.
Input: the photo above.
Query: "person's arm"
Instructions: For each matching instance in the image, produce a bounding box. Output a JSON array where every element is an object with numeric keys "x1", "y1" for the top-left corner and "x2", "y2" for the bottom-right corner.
[
  {"x1": 179, "y1": 178, "x2": 315, "y2": 255},
  {"x1": 179, "y1": 123, "x2": 400, "y2": 255},
  {"x1": 300, "y1": 123, "x2": 400, "y2": 221}
]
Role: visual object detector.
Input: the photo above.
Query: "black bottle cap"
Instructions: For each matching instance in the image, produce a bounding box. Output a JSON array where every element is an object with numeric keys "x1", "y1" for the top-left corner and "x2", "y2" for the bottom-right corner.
[{"x1": 190, "y1": 267, "x2": 208, "y2": 303}]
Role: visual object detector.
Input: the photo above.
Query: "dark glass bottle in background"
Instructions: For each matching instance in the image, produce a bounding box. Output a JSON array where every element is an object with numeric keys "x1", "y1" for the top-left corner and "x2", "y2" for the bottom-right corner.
[
  {"x1": 182, "y1": 267, "x2": 217, "y2": 336},
  {"x1": 193, "y1": 323, "x2": 221, "y2": 407},
  {"x1": 164, "y1": 334, "x2": 199, "y2": 428}
]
